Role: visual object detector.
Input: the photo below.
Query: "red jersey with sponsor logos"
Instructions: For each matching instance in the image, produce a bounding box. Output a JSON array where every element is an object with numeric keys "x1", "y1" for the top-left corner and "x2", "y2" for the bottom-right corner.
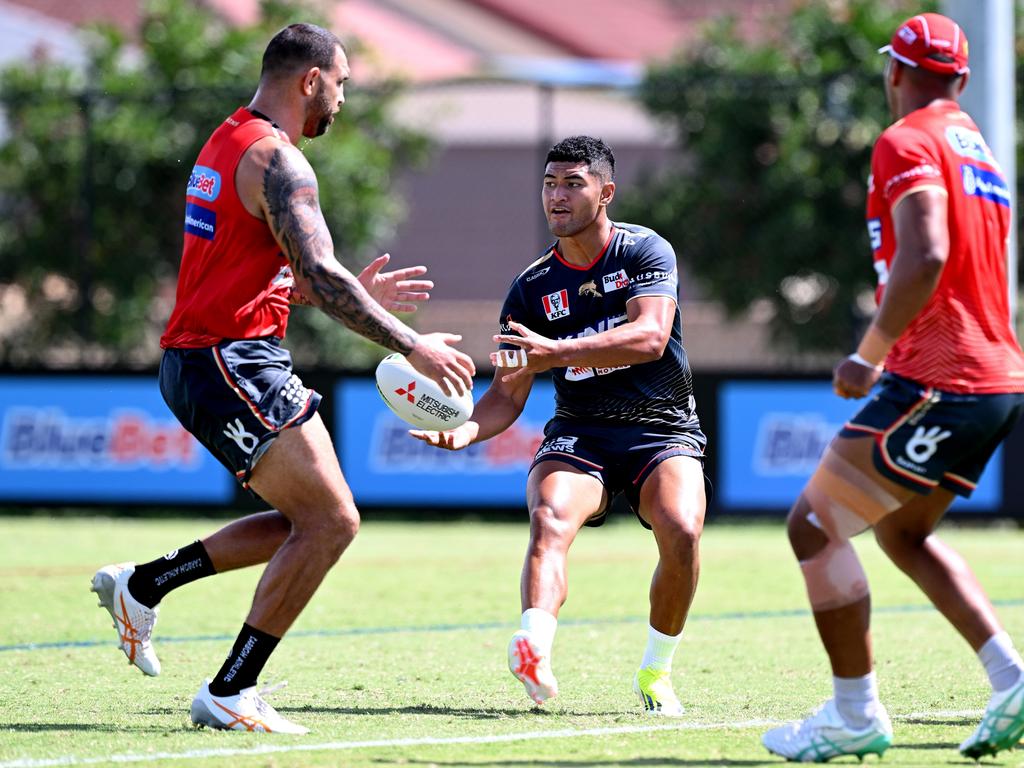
[
  {"x1": 160, "y1": 108, "x2": 293, "y2": 349},
  {"x1": 866, "y1": 100, "x2": 1024, "y2": 393}
]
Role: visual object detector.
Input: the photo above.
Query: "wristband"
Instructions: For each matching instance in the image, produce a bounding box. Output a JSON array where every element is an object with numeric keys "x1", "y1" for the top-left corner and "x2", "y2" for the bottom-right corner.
[
  {"x1": 846, "y1": 353, "x2": 882, "y2": 371},
  {"x1": 855, "y1": 324, "x2": 896, "y2": 367}
]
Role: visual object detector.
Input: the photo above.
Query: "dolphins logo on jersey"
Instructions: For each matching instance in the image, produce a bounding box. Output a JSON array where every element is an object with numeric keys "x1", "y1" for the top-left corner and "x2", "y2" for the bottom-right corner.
[{"x1": 578, "y1": 280, "x2": 602, "y2": 298}]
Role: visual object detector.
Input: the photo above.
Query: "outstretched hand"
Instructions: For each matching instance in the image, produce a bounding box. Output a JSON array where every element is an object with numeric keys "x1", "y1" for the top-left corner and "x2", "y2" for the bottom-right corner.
[
  {"x1": 491, "y1": 320, "x2": 561, "y2": 383},
  {"x1": 358, "y1": 253, "x2": 433, "y2": 313},
  {"x1": 409, "y1": 422, "x2": 477, "y2": 451}
]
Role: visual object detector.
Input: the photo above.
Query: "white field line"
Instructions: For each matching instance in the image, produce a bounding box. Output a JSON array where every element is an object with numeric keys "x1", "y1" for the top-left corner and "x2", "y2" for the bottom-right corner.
[{"x1": 0, "y1": 709, "x2": 984, "y2": 768}]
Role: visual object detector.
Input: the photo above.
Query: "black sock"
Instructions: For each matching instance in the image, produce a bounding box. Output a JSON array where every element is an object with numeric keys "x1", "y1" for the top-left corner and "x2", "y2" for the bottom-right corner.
[
  {"x1": 208, "y1": 623, "x2": 280, "y2": 697},
  {"x1": 127, "y1": 541, "x2": 216, "y2": 608}
]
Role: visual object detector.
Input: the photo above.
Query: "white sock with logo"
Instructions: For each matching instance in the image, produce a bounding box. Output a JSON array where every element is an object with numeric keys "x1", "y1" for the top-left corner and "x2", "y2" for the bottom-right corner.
[
  {"x1": 978, "y1": 632, "x2": 1024, "y2": 692},
  {"x1": 521, "y1": 608, "x2": 557, "y2": 656},
  {"x1": 833, "y1": 672, "x2": 881, "y2": 730},
  {"x1": 640, "y1": 625, "x2": 682, "y2": 672}
]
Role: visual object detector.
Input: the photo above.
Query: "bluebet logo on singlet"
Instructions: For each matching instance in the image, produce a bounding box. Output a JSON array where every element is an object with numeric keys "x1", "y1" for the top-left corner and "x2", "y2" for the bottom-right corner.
[
  {"x1": 187, "y1": 165, "x2": 222, "y2": 201},
  {"x1": 945, "y1": 126, "x2": 996, "y2": 165},
  {"x1": 184, "y1": 203, "x2": 216, "y2": 240},
  {"x1": 961, "y1": 164, "x2": 1010, "y2": 207}
]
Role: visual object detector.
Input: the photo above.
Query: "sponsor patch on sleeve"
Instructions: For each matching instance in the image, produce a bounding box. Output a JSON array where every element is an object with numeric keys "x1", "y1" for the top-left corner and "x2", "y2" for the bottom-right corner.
[
  {"x1": 187, "y1": 165, "x2": 222, "y2": 202},
  {"x1": 184, "y1": 203, "x2": 217, "y2": 240}
]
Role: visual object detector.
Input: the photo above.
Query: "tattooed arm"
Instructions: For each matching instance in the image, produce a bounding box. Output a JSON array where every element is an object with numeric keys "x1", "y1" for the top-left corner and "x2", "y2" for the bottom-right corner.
[
  {"x1": 245, "y1": 139, "x2": 418, "y2": 353},
  {"x1": 235, "y1": 136, "x2": 475, "y2": 391}
]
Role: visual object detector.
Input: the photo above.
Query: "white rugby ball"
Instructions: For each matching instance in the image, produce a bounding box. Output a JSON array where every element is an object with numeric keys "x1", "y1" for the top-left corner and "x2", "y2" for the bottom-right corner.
[{"x1": 375, "y1": 353, "x2": 474, "y2": 431}]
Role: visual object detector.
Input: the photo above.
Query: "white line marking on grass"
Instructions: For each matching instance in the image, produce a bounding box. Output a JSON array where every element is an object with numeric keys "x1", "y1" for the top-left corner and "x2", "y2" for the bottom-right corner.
[{"x1": 0, "y1": 710, "x2": 986, "y2": 768}]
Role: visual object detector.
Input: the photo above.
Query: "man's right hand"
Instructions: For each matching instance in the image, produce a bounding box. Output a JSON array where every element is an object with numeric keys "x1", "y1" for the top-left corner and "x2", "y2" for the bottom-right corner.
[
  {"x1": 409, "y1": 421, "x2": 478, "y2": 451},
  {"x1": 406, "y1": 333, "x2": 476, "y2": 396}
]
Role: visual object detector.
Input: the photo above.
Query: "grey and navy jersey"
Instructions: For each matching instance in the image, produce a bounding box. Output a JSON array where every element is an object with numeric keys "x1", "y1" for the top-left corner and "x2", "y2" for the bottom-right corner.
[{"x1": 499, "y1": 222, "x2": 700, "y2": 429}]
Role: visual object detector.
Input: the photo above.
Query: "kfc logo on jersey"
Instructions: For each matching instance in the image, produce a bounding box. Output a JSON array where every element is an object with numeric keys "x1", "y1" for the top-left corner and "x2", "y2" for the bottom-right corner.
[
  {"x1": 542, "y1": 289, "x2": 570, "y2": 320},
  {"x1": 602, "y1": 270, "x2": 630, "y2": 292}
]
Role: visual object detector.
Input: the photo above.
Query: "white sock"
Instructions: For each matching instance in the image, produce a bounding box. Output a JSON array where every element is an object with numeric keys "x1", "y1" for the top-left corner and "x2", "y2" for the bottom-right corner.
[
  {"x1": 978, "y1": 632, "x2": 1024, "y2": 692},
  {"x1": 521, "y1": 608, "x2": 557, "y2": 655},
  {"x1": 833, "y1": 672, "x2": 881, "y2": 729},
  {"x1": 640, "y1": 625, "x2": 682, "y2": 672}
]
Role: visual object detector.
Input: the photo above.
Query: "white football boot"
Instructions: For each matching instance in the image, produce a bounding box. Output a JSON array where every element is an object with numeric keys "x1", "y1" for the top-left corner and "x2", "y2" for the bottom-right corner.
[
  {"x1": 91, "y1": 562, "x2": 161, "y2": 676},
  {"x1": 508, "y1": 630, "x2": 558, "y2": 705},
  {"x1": 960, "y1": 676, "x2": 1024, "y2": 759},
  {"x1": 190, "y1": 680, "x2": 309, "y2": 734},
  {"x1": 762, "y1": 699, "x2": 893, "y2": 763}
]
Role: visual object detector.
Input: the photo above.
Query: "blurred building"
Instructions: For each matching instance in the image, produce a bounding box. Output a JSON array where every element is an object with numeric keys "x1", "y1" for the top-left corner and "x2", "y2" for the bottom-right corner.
[{"x1": 1, "y1": 0, "x2": 796, "y2": 369}]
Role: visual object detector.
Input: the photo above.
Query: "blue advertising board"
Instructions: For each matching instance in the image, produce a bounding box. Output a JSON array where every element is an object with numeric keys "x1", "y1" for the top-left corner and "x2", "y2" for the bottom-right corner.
[
  {"x1": 335, "y1": 379, "x2": 556, "y2": 506},
  {"x1": 719, "y1": 380, "x2": 1002, "y2": 512},
  {"x1": 0, "y1": 377, "x2": 234, "y2": 503}
]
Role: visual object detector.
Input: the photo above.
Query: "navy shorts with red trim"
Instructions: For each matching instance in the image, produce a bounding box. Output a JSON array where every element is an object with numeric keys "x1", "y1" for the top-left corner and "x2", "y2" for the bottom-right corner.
[
  {"x1": 158, "y1": 337, "x2": 321, "y2": 488},
  {"x1": 531, "y1": 419, "x2": 707, "y2": 528},
  {"x1": 839, "y1": 373, "x2": 1024, "y2": 497}
]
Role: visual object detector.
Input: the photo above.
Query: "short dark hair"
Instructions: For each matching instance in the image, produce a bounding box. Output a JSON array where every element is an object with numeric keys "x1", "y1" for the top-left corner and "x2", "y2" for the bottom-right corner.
[
  {"x1": 261, "y1": 23, "x2": 343, "y2": 80},
  {"x1": 545, "y1": 136, "x2": 615, "y2": 182}
]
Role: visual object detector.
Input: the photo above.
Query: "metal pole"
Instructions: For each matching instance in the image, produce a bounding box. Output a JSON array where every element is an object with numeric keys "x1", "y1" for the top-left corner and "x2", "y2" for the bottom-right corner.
[{"x1": 941, "y1": 0, "x2": 1018, "y2": 324}]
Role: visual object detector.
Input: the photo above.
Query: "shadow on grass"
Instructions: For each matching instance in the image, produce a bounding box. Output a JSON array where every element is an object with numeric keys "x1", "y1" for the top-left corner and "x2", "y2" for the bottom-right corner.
[
  {"x1": 3, "y1": 723, "x2": 172, "y2": 733},
  {"x1": 899, "y1": 716, "x2": 975, "y2": 727},
  {"x1": 379, "y1": 760, "x2": 776, "y2": 767},
  {"x1": 278, "y1": 704, "x2": 627, "y2": 718}
]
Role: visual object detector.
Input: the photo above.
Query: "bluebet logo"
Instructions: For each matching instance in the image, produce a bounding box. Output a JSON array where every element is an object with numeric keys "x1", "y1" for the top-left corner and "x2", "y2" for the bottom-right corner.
[
  {"x1": 945, "y1": 126, "x2": 995, "y2": 165},
  {"x1": 369, "y1": 418, "x2": 541, "y2": 472},
  {"x1": 187, "y1": 165, "x2": 222, "y2": 201},
  {"x1": 2, "y1": 408, "x2": 198, "y2": 468},
  {"x1": 184, "y1": 203, "x2": 216, "y2": 240},
  {"x1": 753, "y1": 413, "x2": 838, "y2": 476}
]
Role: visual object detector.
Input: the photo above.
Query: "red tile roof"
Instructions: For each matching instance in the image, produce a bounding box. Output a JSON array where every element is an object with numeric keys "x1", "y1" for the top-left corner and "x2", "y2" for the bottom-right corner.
[
  {"x1": 5, "y1": 0, "x2": 792, "y2": 80},
  {"x1": 7, "y1": 0, "x2": 141, "y2": 31}
]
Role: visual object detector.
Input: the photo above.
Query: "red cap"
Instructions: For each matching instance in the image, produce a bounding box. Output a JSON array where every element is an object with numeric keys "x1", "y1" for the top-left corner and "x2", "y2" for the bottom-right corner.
[{"x1": 879, "y1": 13, "x2": 969, "y2": 76}]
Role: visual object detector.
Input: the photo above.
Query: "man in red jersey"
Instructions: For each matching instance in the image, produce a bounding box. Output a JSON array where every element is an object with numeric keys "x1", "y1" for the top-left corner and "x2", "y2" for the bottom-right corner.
[
  {"x1": 90, "y1": 23, "x2": 475, "y2": 733},
  {"x1": 763, "y1": 13, "x2": 1024, "y2": 762}
]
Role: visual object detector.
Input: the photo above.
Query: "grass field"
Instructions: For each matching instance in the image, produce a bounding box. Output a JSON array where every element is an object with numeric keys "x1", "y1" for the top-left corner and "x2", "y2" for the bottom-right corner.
[{"x1": 1, "y1": 515, "x2": 1023, "y2": 767}]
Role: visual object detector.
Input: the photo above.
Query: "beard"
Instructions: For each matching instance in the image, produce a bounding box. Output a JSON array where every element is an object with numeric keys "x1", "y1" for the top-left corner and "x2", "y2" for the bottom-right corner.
[{"x1": 303, "y1": 81, "x2": 335, "y2": 138}]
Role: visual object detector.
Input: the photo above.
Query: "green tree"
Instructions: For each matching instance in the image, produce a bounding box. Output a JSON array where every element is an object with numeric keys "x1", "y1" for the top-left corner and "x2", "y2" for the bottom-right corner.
[
  {"x1": 0, "y1": 0, "x2": 429, "y2": 369},
  {"x1": 620, "y1": 0, "x2": 936, "y2": 357}
]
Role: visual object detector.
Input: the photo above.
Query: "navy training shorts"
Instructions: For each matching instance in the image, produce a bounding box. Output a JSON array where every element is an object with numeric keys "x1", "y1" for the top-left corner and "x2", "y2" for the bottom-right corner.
[
  {"x1": 840, "y1": 372, "x2": 1024, "y2": 496},
  {"x1": 158, "y1": 337, "x2": 322, "y2": 488},
  {"x1": 531, "y1": 419, "x2": 708, "y2": 529}
]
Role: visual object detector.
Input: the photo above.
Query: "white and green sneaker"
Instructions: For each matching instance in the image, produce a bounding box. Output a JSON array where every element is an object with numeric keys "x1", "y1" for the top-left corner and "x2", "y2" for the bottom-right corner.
[
  {"x1": 634, "y1": 666, "x2": 684, "y2": 716},
  {"x1": 762, "y1": 699, "x2": 892, "y2": 763},
  {"x1": 960, "y1": 677, "x2": 1024, "y2": 759}
]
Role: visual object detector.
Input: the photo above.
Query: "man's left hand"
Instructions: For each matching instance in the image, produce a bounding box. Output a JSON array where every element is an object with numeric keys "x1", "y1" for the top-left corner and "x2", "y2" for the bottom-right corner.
[
  {"x1": 833, "y1": 355, "x2": 882, "y2": 399},
  {"x1": 358, "y1": 253, "x2": 433, "y2": 313},
  {"x1": 492, "y1": 320, "x2": 562, "y2": 383}
]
